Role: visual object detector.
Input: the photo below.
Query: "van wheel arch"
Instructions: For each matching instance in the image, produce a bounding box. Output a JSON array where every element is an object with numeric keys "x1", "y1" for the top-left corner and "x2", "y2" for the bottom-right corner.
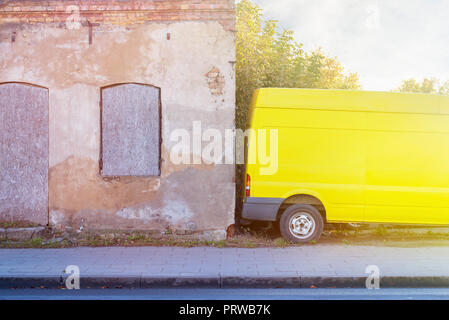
[{"x1": 276, "y1": 194, "x2": 327, "y2": 223}]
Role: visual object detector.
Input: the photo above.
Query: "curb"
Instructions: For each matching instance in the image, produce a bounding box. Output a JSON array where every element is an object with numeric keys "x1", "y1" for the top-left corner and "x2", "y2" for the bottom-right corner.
[{"x1": 3, "y1": 275, "x2": 449, "y2": 289}]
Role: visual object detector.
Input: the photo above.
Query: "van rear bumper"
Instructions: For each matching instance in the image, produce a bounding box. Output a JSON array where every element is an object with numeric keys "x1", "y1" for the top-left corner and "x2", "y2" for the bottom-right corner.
[{"x1": 242, "y1": 197, "x2": 284, "y2": 221}]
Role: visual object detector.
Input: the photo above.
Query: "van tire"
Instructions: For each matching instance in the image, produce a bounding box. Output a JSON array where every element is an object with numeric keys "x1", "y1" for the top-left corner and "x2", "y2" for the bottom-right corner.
[{"x1": 279, "y1": 204, "x2": 323, "y2": 243}]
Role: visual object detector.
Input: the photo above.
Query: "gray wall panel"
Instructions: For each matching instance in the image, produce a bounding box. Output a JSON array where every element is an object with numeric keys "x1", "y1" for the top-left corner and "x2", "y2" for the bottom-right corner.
[
  {"x1": 0, "y1": 83, "x2": 49, "y2": 225},
  {"x1": 101, "y1": 83, "x2": 160, "y2": 176}
]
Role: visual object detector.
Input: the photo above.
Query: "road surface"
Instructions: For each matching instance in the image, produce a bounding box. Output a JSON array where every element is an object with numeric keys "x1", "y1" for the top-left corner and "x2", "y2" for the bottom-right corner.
[{"x1": 1, "y1": 288, "x2": 449, "y2": 300}]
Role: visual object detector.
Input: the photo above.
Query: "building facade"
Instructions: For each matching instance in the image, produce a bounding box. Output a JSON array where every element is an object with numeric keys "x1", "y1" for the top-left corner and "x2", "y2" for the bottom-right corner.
[{"x1": 0, "y1": 0, "x2": 236, "y2": 240}]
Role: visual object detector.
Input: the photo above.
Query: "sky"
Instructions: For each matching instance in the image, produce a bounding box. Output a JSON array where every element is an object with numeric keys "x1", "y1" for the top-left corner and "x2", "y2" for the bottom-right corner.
[{"x1": 249, "y1": 0, "x2": 449, "y2": 91}]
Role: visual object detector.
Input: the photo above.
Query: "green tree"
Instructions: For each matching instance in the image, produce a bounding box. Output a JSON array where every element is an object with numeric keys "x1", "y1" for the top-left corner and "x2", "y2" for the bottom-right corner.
[
  {"x1": 396, "y1": 78, "x2": 449, "y2": 95},
  {"x1": 236, "y1": 0, "x2": 360, "y2": 130},
  {"x1": 438, "y1": 80, "x2": 449, "y2": 95}
]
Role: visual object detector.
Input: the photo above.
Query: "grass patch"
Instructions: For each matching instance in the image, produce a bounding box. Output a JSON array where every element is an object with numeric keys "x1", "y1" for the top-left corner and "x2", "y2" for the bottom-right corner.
[
  {"x1": 0, "y1": 221, "x2": 40, "y2": 229},
  {"x1": 3, "y1": 222, "x2": 449, "y2": 249},
  {"x1": 273, "y1": 237, "x2": 288, "y2": 247},
  {"x1": 373, "y1": 225, "x2": 388, "y2": 236}
]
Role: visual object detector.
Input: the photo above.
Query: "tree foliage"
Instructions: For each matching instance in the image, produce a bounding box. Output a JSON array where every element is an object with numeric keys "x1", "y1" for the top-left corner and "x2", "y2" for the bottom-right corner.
[
  {"x1": 396, "y1": 78, "x2": 449, "y2": 95},
  {"x1": 236, "y1": 0, "x2": 361, "y2": 129}
]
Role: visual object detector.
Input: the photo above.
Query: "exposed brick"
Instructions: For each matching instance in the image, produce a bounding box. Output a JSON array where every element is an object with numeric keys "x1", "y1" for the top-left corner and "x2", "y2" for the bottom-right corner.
[
  {"x1": 205, "y1": 67, "x2": 225, "y2": 96},
  {"x1": 0, "y1": 0, "x2": 235, "y2": 31}
]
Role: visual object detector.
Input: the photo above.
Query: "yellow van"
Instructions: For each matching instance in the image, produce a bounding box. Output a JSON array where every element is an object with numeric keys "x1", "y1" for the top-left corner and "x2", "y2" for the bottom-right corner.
[{"x1": 242, "y1": 88, "x2": 449, "y2": 243}]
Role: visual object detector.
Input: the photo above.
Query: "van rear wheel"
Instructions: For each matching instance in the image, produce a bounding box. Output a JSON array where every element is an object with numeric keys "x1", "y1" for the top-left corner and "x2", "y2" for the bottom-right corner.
[{"x1": 279, "y1": 204, "x2": 323, "y2": 243}]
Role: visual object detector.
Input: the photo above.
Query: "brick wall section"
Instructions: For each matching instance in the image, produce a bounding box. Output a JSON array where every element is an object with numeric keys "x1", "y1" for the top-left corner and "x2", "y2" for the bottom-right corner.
[
  {"x1": 205, "y1": 67, "x2": 225, "y2": 96},
  {"x1": 0, "y1": 0, "x2": 235, "y2": 31}
]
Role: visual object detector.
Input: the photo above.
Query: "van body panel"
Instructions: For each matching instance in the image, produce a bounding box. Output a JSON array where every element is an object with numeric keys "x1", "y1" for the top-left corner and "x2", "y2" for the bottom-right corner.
[{"x1": 243, "y1": 88, "x2": 449, "y2": 225}]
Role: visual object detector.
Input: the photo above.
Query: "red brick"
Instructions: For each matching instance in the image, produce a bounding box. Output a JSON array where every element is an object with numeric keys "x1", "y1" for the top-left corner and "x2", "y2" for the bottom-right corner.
[{"x1": 0, "y1": 0, "x2": 235, "y2": 30}]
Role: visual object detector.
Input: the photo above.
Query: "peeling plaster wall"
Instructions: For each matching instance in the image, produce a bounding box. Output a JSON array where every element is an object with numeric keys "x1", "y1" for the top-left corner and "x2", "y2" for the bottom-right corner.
[{"x1": 0, "y1": 21, "x2": 236, "y2": 237}]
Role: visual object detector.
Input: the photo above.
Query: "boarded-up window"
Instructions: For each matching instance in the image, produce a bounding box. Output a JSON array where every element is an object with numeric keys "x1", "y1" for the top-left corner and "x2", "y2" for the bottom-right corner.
[
  {"x1": 0, "y1": 82, "x2": 49, "y2": 225},
  {"x1": 101, "y1": 83, "x2": 161, "y2": 176}
]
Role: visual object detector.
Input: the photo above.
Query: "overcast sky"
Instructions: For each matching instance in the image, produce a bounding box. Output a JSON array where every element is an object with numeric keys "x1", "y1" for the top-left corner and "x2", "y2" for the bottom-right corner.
[{"x1": 250, "y1": 0, "x2": 449, "y2": 91}]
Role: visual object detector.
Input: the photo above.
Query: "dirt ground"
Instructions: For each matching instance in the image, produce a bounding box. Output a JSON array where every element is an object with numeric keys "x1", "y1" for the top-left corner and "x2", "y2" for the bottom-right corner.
[
  {"x1": 2, "y1": 220, "x2": 449, "y2": 248},
  {"x1": 240, "y1": 221, "x2": 449, "y2": 248}
]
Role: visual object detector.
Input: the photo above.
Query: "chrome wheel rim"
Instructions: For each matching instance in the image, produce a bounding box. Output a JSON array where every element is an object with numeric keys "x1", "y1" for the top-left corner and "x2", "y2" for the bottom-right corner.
[{"x1": 289, "y1": 212, "x2": 316, "y2": 239}]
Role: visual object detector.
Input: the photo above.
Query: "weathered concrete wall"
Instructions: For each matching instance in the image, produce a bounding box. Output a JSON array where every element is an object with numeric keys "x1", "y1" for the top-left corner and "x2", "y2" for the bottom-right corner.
[{"x1": 0, "y1": 0, "x2": 236, "y2": 239}]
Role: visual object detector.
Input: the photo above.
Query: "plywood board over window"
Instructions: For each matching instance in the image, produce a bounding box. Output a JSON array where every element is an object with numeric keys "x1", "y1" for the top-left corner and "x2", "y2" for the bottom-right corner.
[
  {"x1": 101, "y1": 83, "x2": 161, "y2": 177},
  {"x1": 0, "y1": 82, "x2": 49, "y2": 225}
]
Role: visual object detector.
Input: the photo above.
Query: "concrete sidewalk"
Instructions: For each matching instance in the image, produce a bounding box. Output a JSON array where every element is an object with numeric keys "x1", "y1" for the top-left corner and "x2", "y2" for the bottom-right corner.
[{"x1": 2, "y1": 245, "x2": 449, "y2": 288}]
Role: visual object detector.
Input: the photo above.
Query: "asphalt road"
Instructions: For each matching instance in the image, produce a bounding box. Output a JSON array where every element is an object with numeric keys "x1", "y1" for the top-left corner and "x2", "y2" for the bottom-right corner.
[{"x1": 1, "y1": 288, "x2": 449, "y2": 300}]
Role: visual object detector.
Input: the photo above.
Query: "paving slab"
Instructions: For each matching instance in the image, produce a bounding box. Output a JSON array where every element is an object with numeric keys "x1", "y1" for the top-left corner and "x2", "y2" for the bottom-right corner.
[{"x1": 1, "y1": 245, "x2": 449, "y2": 288}]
